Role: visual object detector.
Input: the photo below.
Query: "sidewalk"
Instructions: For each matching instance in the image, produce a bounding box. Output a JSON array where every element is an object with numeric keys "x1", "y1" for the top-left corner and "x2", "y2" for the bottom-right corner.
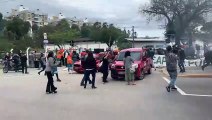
[{"x1": 160, "y1": 66, "x2": 212, "y2": 78}]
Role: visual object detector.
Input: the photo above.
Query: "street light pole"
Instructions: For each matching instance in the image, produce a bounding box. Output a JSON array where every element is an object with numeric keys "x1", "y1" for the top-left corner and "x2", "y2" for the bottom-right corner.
[{"x1": 132, "y1": 26, "x2": 135, "y2": 48}]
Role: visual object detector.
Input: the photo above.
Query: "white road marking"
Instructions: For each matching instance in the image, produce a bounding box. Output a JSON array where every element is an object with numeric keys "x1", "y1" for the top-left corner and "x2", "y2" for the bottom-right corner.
[
  {"x1": 163, "y1": 77, "x2": 187, "y2": 95},
  {"x1": 185, "y1": 94, "x2": 212, "y2": 97},
  {"x1": 163, "y1": 77, "x2": 212, "y2": 97}
]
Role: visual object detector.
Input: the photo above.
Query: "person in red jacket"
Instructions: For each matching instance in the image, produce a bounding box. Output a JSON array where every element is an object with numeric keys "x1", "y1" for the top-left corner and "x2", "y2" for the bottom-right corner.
[{"x1": 67, "y1": 53, "x2": 73, "y2": 74}]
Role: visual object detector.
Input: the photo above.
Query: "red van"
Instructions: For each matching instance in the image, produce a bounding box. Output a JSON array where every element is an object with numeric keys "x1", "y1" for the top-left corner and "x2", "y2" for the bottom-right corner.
[{"x1": 110, "y1": 48, "x2": 153, "y2": 80}]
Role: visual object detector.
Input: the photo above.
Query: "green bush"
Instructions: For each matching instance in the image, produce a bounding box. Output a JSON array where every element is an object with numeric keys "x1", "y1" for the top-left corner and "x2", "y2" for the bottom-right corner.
[{"x1": 0, "y1": 37, "x2": 13, "y2": 52}]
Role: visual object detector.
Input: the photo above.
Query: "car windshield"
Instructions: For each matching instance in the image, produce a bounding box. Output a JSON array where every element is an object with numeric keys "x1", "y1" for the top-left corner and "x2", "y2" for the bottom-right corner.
[{"x1": 117, "y1": 51, "x2": 141, "y2": 61}]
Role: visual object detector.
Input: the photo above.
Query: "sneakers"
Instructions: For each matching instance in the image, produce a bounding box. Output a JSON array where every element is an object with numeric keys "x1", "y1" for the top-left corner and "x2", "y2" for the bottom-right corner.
[
  {"x1": 166, "y1": 86, "x2": 170, "y2": 92},
  {"x1": 57, "y1": 79, "x2": 61, "y2": 82},
  {"x1": 166, "y1": 86, "x2": 177, "y2": 92},
  {"x1": 171, "y1": 87, "x2": 177, "y2": 91}
]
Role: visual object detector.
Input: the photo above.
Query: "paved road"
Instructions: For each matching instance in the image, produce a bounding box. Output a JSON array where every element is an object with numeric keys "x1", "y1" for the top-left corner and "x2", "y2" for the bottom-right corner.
[{"x1": 0, "y1": 68, "x2": 212, "y2": 120}]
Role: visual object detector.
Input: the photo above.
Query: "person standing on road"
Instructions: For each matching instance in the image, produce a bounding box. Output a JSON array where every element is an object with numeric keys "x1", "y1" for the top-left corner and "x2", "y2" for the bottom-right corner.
[
  {"x1": 178, "y1": 47, "x2": 186, "y2": 73},
  {"x1": 80, "y1": 50, "x2": 92, "y2": 86},
  {"x1": 124, "y1": 51, "x2": 135, "y2": 85},
  {"x1": 64, "y1": 50, "x2": 69, "y2": 67},
  {"x1": 45, "y1": 51, "x2": 58, "y2": 94},
  {"x1": 53, "y1": 55, "x2": 62, "y2": 82},
  {"x1": 148, "y1": 48, "x2": 156, "y2": 71},
  {"x1": 20, "y1": 53, "x2": 28, "y2": 74},
  {"x1": 38, "y1": 53, "x2": 46, "y2": 75},
  {"x1": 72, "y1": 51, "x2": 79, "y2": 65},
  {"x1": 165, "y1": 46, "x2": 178, "y2": 92},
  {"x1": 67, "y1": 53, "x2": 73, "y2": 74},
  {"x1": 83, "y1": 51, "x2": 97, "y2": 89},
  {"x1": 100, "y1": 52, "x2": 110, "y2": 83}
]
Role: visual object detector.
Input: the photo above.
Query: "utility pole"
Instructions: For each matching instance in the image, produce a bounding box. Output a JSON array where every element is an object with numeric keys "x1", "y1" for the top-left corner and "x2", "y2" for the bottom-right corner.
[{"x1": 132, "y1": 26, "x2": 135, "y2": 48}]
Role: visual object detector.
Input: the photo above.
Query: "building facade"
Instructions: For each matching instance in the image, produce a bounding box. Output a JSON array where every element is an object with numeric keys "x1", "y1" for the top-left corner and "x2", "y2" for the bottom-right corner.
[
  {"x1": 6, "y1": 9, "x2": 48, "y2": 27},
  {"x1": 127, "y1": 37, "x2": 166, "y2": 49}
]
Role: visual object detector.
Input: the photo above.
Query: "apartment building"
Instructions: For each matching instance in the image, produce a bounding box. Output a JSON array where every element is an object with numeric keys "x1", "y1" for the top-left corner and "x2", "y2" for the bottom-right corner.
[{"x1": 6, "y1": 8, "x2": 48, "y2": 27}]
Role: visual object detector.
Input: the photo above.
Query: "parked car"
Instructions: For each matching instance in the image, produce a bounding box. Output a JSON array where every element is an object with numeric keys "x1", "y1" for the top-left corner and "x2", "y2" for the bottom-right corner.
[
  {"x1": 73, "y1": 52, "x2": 105, "y2": 73},
  {"x1": 110, "y1": 48, "x2": 153, "y2": 80}
]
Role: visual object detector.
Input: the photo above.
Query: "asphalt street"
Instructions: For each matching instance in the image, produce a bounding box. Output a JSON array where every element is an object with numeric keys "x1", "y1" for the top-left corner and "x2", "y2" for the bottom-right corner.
[{"x1": 0, "y1": 68, "x2": 212, "y2": 120}]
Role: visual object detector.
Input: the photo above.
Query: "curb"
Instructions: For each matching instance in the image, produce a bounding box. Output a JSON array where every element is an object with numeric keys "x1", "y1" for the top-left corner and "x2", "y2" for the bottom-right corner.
[{"x1": 160, "y1": 69, "x2": 212, "y2": 78}]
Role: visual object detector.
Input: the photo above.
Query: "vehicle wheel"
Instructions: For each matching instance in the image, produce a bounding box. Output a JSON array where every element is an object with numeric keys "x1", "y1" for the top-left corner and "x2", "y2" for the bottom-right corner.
[
  {"x1": 147, "y1": 68, "x2": 152, "y2": 74},
  {"x1": 139, "y1": 69, "x2": 145, "y2": 80},
  {"x1": 3, "y1": 67, "x2": 8, "y2": 73}
]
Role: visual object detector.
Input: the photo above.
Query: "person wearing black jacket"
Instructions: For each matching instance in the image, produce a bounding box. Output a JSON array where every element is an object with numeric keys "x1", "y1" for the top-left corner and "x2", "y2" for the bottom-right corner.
[
  {"x1": 100, "y1": 52, "x2": 109, "y2": 83},
  {"x1": 82, "y1": 51, "x2": 97, "y2": 89},
  {"x1": 178, "y1": 48, "x2": 186, "y2": 73},
  {"x1": 202, "y1": 50, "x2": 212, "y2": 71},
  {"x1": 80, "y1": 50, "x2": 92, "y2": 86},
  {"x1": 20, "y1": 53, "x2": 28, "y2": 74}
]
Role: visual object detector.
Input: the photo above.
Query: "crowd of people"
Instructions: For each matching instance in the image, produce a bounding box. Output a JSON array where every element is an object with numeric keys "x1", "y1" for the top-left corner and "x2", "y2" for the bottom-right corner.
[{"x1": 2, "y1": 45, "x2": 212, "y2": 94}]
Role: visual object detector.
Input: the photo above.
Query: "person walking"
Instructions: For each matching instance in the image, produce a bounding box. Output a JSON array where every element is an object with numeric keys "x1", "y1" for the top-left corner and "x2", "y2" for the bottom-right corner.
[
  {"x1": 178, "y1": 48, "x2": 186, "y2": 73},
  {"x1": 100, "y1": 52, "x2": 110, "y2": 83},
  {"x1": 124, "y1": 51, "x2": 135, "y2": 85},
  {"x1": 38, "y1": 53, "x2": 46, "y2": 75},
  {"x1": 165, "y1": 46, "x2": 178, "y2": 92},
  {"x1": 202, "y1": 50, "x2": 212, "y2": 71},
  {"x1": 82, "y1": 52, "x2": 97, "y2": 89},
  {"x1": 148, "y1": 48, "x2": 156, "y2": 70},
  {"x1": 67, "y1": 53, "x2": 73, "y2": 74},
  {"x1": 45, "y1": 51, "x2": 58, "y2": 94},
  {"x1": 80, "y1": 50, "x2": 92, "y2": 86},
  {"x1": 20, "y1": 53, "x2": 28, "y2": 74},
  {"x1": 52, "y1": 55, "x2": 62, "y2": 82}
]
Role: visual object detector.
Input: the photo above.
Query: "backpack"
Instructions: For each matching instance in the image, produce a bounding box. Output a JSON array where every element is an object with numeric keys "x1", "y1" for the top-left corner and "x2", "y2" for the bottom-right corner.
[{"x1": 166, "y1": 53, "x2": 177, "y2": 71}]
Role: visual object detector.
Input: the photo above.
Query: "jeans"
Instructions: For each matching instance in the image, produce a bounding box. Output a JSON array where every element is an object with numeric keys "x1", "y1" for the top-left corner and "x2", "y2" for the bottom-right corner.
[
  {"x1": 178, "y1": 60, "x2": 185, "y2": 72},
  {"x1": 168, "y1": 71, "x2": 178, "y2": 88},
  {"x1": 67, "y1": 64, "x2": 73, "y2": 72},
  {"x1": 81, "y1": 72, "x2": 92, "y2": 85},
  {"x1": 84, "y1": 70, "x2": 96, "y2": 88}
]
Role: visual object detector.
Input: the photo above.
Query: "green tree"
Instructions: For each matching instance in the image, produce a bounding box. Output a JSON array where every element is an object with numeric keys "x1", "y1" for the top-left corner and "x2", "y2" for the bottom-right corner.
[
  {"x1": 90, "y1": 22, "x2": 123, "y2": 47},
  {"x1": 0, "y1": 36, "x2": 13, "y2": 52},
  {"x1": 80, "y1": 23, "x2": 91, "y2": 37},
  {"x1": 6, "y1": 17, "x2": 31, "y2": 40},
  {"x1": 48, "y1": 30, "x2": 80, "y2": 45},
  {"x1": 0, "y1": 12, "x2": 7, "y2": 34},
  {"x1": 32, "y1": 24, "x2": 39, "y2": 33},
  {"x1": 0, "y1": 12, "x2": 3, "y2": 32},
  {"x1": 90, "y1": 22, "x2": 102, "y2": 42},
  {"x1": 141, "y1": 0, "x2": 212, "y2": 45},
  {"x1": 56, "y1": 19, "x2": 70, "y2": 32},
  {"x1": 71, "y1": 24, "x2": 80, "y2": 31}
]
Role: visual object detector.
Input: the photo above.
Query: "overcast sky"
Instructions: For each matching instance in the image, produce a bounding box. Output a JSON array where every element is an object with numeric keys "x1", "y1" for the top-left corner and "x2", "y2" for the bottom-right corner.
[{"x1": 0, "y1": 0, "x2": 165, "y2": 37}]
